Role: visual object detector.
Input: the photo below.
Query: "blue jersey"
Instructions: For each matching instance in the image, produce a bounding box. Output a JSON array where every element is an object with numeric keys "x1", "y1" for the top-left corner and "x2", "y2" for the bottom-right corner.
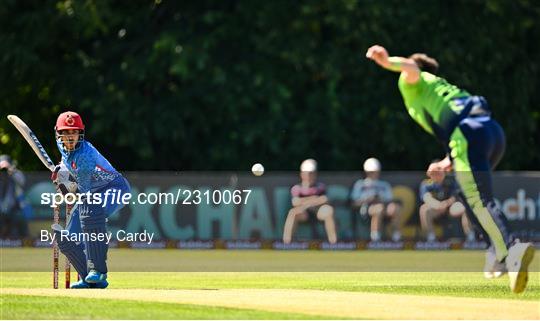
[
  {"x1": 419, "y1": 176, "x2": 459, "y2": 202},
  {"x1": 350, "y1": 178, "x2": 393, "y2": 203},
  {"x1": 57, "y1": 140, "x2": 120, "y2": 193}
]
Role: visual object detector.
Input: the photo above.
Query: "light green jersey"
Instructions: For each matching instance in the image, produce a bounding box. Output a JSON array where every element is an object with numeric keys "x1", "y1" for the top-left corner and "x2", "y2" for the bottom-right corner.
[{"x1": 398, "y1": 72, "x2": 470, "y2": 138}]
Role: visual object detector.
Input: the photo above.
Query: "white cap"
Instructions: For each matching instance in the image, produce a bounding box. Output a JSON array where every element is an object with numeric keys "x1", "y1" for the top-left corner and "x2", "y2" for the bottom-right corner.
[
  {"x1": 363, "y1": 157, "x2": 381, "y2": 172},
  {"x1": 300, "y1": 158, "x2": 317, "y2": 172}
]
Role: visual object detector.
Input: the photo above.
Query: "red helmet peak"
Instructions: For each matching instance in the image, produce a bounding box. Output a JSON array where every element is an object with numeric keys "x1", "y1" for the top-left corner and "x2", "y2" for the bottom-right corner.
[{"x1": 55, "y1": 111, "x2": 85, "y2": 131}]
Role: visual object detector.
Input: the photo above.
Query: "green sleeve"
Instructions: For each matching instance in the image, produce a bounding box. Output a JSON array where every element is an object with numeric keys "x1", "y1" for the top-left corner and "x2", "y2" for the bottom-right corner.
[{"x1": 398, "y1": 73, "x2": 434, "y2": 135}]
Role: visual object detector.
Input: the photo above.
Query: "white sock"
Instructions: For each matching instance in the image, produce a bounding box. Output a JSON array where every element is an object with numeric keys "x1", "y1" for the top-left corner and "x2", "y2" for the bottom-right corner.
[
  {"x1": 427, "y1": 232, "x2": 436, "y2": 242},
  {"x1": 392, "y1": 231, "x2": 402, "y2": 242},
  {"x1": 371, "y1": 231, "x2": 381, "y2": 242}
]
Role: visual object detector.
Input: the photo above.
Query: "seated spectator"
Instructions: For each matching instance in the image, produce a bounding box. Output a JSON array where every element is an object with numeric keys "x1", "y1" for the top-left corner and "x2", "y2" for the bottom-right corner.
[
  {"x1": 0, "y1": 155, "x2": 28, "y2": 238},
  {"x1": 351, "y1": 158, "x2": 402, "y2": 242},
  {"x1": 283, "y1": 159, "x2": 337, "y2": 244},
  {"x1": 419, "y1": 174, "x2": 475, "y2": 242}
]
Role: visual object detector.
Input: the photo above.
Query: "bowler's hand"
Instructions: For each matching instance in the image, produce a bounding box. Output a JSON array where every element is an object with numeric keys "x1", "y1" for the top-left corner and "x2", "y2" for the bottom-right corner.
[{"x1": 366, "y1": 45, "x2": 389, "y2": 67}]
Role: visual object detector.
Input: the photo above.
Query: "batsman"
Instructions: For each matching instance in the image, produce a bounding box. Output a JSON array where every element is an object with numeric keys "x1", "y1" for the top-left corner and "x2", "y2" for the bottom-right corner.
[
  {"x1": 366, "y1": 45, "x2": 535, "y2": 293},
  {"x1": 51, "y1": 111, "x2": 130, "y2": 289}
]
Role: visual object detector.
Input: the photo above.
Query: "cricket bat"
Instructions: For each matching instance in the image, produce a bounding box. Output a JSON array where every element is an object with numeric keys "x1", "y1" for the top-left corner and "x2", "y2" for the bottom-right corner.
[
  {"x1": 7, "y1": 115, "x2": 55, "y2": 172},
  {"x1": 7, "y1": 114, "x2": 64, "y2": 289}
]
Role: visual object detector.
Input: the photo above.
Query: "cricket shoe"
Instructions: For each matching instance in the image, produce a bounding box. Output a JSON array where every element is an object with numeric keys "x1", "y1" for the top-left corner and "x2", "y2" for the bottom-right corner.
[
  {"x1": 91, "y1": 280, "x2": 109, "y2": 289},
  {"x1": 483, "y1": 248, "x2": 507, "y2": 279},
  {"x1": 70, "y1": 280, "x2": 90, "y2": 289},
  {"x1": 506, "y1": 242, "x2": 535, "y2": 293},
  {"x1": 85, "y1": 270, "x2": 107, "y2": 283},
  {"x1": 70, "y1": 279, "x2": 109, "y2": 289}
]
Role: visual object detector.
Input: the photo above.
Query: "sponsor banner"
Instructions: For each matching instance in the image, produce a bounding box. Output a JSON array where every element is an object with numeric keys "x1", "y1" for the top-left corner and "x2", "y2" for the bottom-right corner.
[
  {"x1": 18, "y1": 171, "x2": 540, "y2": 242},
  {"x1": 272, "y1": 241, "x2": 311, "y2": 250},
  {"x1": 415, "y1": 241, "x2": 452, "y2": 250},
  {"x1": 177, "y1": 240, "x2": 215, "y2": 249},
  {"x1": 320, "y1": 241, "x2": 358, "y2": 250},
  {"x1": 129, "y1": 240, "x2": 168, "y2": 249},
  {"x1": 367, "y1": 241, "x2": 405, "y2": 250},
  {"x1": 222, "y1": 240, "x2": 263, "y2": 250},
  {"x1": 33, "y1": 240, "x2": 51, "y2": 248},
  {"x1": 3, "y1": 238, "x2": 540, "y2": 250},
  {"x1": 0, "y1": 239, "x2": 23, "y2": 248},
  {"x1": 461, "y1": 241, "x2": 489, "y2": 250}
]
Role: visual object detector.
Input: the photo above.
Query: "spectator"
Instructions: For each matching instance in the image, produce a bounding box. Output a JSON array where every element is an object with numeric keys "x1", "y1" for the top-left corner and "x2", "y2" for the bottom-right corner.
[
  {"x1": 283, "y1": 159, "x2": 337, "y2": 244},
  {"x1": 351, "y1": 158, "x2": 402, "y2": 242},
  {"x1": 0, "y1": 155, "x2": 28, "y2": 238},
  {"x1": 419, "y1": 174, "x2": 476, "y2": 242}
]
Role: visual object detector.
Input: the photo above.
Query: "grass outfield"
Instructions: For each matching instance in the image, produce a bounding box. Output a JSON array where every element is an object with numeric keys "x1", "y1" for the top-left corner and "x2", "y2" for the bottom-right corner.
[
  {"x1": 1, "y1": 249, "x2": 539, "y2": 319},
  {"x1": 2, "y1": 295, "x2": 337, "y2": 320}
]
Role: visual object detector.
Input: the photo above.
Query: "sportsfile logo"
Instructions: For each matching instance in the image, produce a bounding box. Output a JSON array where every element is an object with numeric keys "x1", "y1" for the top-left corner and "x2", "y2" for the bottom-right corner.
[
  {"x1": 40, "y1": 188, "x2": 253, "y2": 207},
  {"x1": 41, "y1": 189, "x2": 131, "y2": 208}
]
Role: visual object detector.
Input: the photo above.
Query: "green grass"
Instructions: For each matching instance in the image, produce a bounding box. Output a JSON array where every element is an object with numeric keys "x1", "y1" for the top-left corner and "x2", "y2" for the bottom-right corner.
[
  {"x1": 3, "y1": 271, "x2": 539, "y2": 301},
  {"x1": 1, "y1": 248, "x2": 539, "y2": 319},
  {"x1": 1, "y1": 295, "x2": 339, "y2": 320},
  {"x1": 2, "y1": 248, "x2": 525, "y2": 272}
]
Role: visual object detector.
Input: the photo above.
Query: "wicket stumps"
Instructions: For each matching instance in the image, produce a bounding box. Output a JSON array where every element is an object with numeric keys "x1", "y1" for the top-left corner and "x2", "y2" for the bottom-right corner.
[
  {"x1": 65, "y1": 203, "x2": 72, "y2": 288},
  {"x1": 53, "y1": 196, "x2": 73, "y2": 289},
  {"x1": 52, "y1": 204, "x2": 59, "y2": 289}
]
